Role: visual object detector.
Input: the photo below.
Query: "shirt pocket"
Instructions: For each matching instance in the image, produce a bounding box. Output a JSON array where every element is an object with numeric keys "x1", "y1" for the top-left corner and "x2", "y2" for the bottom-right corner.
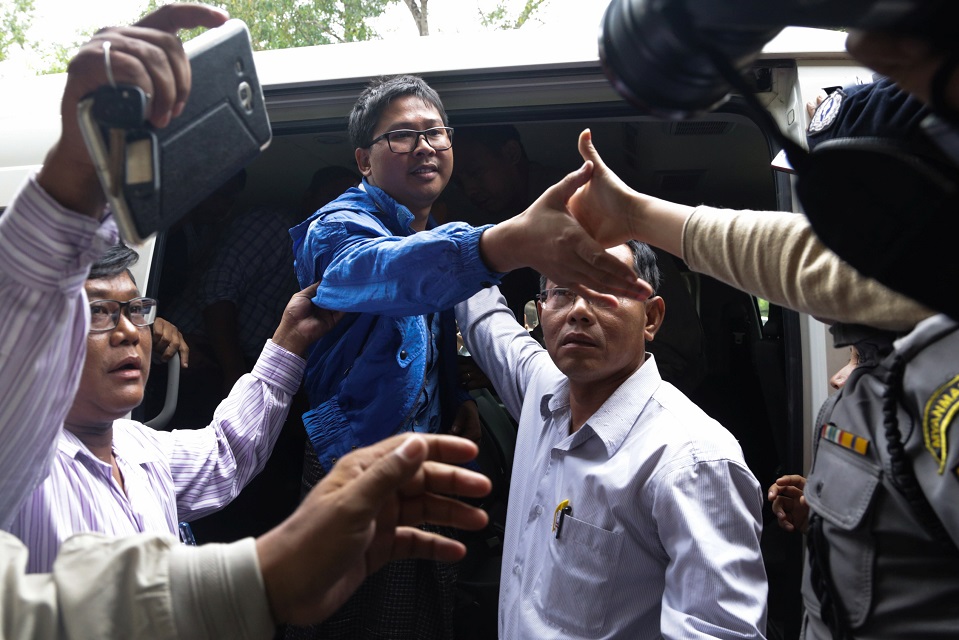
[
  {"x1": 803, "y1": 437, "x2": 882, "y2": 628},
  {"x1": 534, "y1": 514, "x2": 624, "y2": 636}
]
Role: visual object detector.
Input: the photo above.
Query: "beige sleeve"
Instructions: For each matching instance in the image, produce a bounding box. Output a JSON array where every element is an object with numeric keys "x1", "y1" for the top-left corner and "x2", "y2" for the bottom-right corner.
[
  {"x1": 681, "y1": 206, "x2": 934, "y2": 332},
  {"x1": 0, "y1": 532, "x2": 274, "y2": 640},
  {"x1": 168, "y1": 537, "x2": 275, "y2": 640}
]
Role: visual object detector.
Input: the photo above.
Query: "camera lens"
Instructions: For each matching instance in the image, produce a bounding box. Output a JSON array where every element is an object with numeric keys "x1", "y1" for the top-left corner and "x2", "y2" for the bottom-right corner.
[{"x1": 598, "y1": 0, "x2": 780, "y2": 118}]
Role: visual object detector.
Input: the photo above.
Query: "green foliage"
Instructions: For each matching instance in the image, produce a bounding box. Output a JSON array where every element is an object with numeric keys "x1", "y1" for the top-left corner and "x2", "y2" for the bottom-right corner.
[
  {"x1": 143, "y1": 0, "x2": 393, "y2": 49},
  {"x1": 37, "y1": 40, "x2": 83, "y2": 74},
  {"x1": 757, "y1": 298, "x2": 770, "y2": 323},
  {"x1": 480, "y1": 0, "x2": 549, "y2": 30},
  {"x1": 14, "y1": 0, "x2": 553, "y2": 75},
  {"x1": 0, "y1": 0, "x2": 36, "y2": 62}
]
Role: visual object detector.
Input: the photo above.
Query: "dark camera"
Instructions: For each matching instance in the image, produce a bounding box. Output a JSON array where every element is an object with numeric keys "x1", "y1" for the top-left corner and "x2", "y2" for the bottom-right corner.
[
  {"x1": 600, "y1": 0, "x2": 959, "y2": 319},
  {"x1": 598, "y1": 0, "x2": 959, "y2": 118}
]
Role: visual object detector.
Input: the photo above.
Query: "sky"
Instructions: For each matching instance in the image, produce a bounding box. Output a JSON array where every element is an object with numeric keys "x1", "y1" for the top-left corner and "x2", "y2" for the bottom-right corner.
[{"x1": 2, "y1": 0, "x2": 610, "y2": 77}]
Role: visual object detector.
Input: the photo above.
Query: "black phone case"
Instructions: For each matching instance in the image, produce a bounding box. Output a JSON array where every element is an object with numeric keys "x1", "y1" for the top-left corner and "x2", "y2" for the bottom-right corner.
[{"x1": 80, "y1": 19, "x2": 272, "y2": 243}]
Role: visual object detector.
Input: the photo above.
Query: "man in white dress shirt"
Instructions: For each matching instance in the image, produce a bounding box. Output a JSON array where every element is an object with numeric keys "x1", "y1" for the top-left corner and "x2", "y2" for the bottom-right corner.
[{"x1": 457, "y1": 240, "x2": 768, "y2": 639}]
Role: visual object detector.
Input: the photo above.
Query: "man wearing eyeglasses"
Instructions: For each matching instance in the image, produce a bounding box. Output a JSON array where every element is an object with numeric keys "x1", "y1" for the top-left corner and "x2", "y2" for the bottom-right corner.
[
  {"x1": 3, "y1": 240, "x2": 340, "y2": 574},
  {"x1": 287, "y1": 74, "x2": 651, "y2": 640},
  {"x1": 456, "y1": 241, "x2": 768, "y2": 639}
]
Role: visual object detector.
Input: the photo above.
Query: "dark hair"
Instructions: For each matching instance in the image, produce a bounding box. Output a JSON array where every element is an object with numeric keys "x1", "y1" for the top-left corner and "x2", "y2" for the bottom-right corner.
[
  {"x1": 348, "y1": 75, "x2": 448, "y2": 149},
  {"x1": 539, "y1": 240, "x2": 661, "y2": 294},
  {"x1": 89, "y1": 243, "x2": 139, "y2": 283}
]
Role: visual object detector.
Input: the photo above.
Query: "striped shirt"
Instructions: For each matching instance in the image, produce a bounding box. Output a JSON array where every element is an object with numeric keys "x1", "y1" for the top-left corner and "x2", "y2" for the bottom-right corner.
[
  {"x1": 0, "y1": 175, "x2": 306, "y2": 574},
  {"x1": 457, "y1": 287, "x2": 768, "y2": 640},
  {"x1": 8, "y1": 339, "x2": 304, "y2": 573},
  {"x1": 0, "y1": 175, "x2": 117, "y2": 528}
]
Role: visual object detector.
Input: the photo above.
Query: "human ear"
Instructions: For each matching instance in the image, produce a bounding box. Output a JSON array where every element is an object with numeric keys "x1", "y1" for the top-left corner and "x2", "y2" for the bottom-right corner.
[
  {"x1": 355, "y1": 147, "x2": 373, "y2": 177},
  {"x1": 643, "y1": 296, "x2": 665, "y2": 341},
  {"x1": 503, "y1": 139, "x2": 524, "y2": 166}
]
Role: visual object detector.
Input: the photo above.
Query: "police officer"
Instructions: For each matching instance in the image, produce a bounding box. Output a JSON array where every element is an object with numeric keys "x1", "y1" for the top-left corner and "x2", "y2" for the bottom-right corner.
[{"x1": 795, "y1": 77, "x2": 959, "y2": 639}]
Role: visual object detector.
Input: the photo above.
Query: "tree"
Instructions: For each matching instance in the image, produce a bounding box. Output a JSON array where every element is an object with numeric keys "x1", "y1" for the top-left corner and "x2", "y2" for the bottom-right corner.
[
  {"x1": 18, "y1": 0, "x2": 551, "y2": 75},
  {"x1": 0, "y1": 0, "x2": 35, "y2": 62},
  {"x1": 36, "y1": 39, "x2": 86, "y2": 74},
  {"x1": 144, "y1": 0, "x2": 394, "y2": 49},
  {"x1": 479, "y1": 0, "x2": 549, "y2": 30},
  {"x1": 402, "y1": 0, "x2": 428, "y2": 36}
]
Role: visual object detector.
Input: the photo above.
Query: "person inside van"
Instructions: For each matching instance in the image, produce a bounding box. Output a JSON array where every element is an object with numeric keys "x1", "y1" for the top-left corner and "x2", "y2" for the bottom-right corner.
[
  {"x1": 183, "y1": 165, "x2": 363, "y2": 545},
  {"x1": 286, "y1": 74, "x2": 651, "y2": 640},
  {"x1": 456, "y1": 240, "x2": 768, "y2": 639},
  {"x1": 299, "y1": 165, "x2": 363, "y2": 220},
  {"x1": 0, "y1": 3, "x2": 494, "y2": 637},
  {"x1": 450, "y1": 125, "x2": 566, "y2": 322}
]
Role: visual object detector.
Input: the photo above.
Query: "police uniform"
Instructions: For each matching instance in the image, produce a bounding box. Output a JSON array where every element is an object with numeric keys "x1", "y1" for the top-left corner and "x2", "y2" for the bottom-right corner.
[
  {"x1": 797, "y1": 80, "x2": 959, "y2": 638},
  {"x1": 801, "y1": 318, "x2": 959, "y2": 639}
]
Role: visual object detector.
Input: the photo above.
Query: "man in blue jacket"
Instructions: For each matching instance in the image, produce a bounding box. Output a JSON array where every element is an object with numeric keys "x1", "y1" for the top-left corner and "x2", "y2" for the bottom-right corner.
[{"x1": 286, "y1": 75, "x2": 650, "y2": 639}]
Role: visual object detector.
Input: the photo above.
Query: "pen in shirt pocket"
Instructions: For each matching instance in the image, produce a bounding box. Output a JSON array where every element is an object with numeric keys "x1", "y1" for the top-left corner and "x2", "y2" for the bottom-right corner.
[{"x1": 552, "y1": 499, "x2": 572, "y2": 539}]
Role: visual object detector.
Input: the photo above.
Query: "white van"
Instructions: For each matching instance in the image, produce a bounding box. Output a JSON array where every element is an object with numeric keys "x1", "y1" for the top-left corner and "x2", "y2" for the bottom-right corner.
[{"x1": 0, "y1": 23, "x2": 872, "y2": 638}]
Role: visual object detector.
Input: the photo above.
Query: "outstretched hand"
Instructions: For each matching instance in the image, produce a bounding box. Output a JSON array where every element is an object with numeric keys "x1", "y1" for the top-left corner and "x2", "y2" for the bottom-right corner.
[
  {"x1": 567, "y1": 129, "x2": 642, "y2": 248},
  {"x1": 271, "y1": 282, "x2": 344, "y2": 357},
  {"x1": 569, "y1": 129, "x2": 694, "y2": 259},
  {"x1": 255, "y1": 433, "x2": 492, "y2": 625},
  {"x1": 480, "y1": 160, "x2": 652, "y2": 301}
]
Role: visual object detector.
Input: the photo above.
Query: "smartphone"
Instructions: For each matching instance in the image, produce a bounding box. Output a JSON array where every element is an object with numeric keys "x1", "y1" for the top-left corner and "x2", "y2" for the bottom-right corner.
[{"x1": 77, "y1": 19, "x2": 272, "y2": 244}]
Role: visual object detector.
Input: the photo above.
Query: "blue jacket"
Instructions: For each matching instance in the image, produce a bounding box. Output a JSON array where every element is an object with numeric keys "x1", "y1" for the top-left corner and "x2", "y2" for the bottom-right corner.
[{"x1": 289, "y1": 180, "x2": 501, "y2": 470}]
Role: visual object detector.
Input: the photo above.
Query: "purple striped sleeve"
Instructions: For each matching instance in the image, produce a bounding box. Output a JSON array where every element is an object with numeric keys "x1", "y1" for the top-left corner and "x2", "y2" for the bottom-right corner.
[
  {"x1": 164, "y1": 340, "x2": 305, "y2": 519},
  {"x1": 0, "y1": 175, "x2": 117, "y2": 527}
]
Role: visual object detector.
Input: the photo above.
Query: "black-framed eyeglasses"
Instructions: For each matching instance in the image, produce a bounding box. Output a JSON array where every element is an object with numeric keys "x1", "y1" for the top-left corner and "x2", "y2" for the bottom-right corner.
[
  {"x1": 368, "y1": 127, "x2": 454, "y2": 154},
  {"x1": 88, "y1": 297, "x2": 158, "y2": 333},
  {"x1": 536, "y1": 288, "x2": 622, "y2": 311}
]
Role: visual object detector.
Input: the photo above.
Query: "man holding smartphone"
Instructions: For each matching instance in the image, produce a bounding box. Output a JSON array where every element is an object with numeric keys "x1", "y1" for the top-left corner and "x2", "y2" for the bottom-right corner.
[{"x1": 0, "y1": 4, "x2": 491, "y2": 638}]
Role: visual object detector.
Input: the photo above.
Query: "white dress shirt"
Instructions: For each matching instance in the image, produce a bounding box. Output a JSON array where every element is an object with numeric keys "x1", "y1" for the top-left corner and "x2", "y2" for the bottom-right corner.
[{"x1": 457, "y1": 286, "x2": 768, "y2": 639}]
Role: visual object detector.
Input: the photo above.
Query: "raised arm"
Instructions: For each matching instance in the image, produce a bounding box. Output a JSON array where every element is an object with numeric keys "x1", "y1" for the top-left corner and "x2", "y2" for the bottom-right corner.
[
  {"x1": 479, "y1": 161, "x2": 652, "y2": 301},
  {"x1": 37, "y1": 3, "x2": 228, "y2": 216},
  {"x1": 568, "y1": 129, "x2": 933, "y2": 331},
  {"x1": 0, "y1": 2, "x2": 228, "y2": 527}
]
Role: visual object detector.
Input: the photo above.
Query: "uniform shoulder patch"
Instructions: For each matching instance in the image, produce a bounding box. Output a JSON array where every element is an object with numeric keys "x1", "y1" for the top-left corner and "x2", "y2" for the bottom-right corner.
[
  {"x1": 807, "y1": 89, "x2": 845, "y2": 135},
  {"x1": 923, "y1": 374, "x2": 959, "y2": 474}
]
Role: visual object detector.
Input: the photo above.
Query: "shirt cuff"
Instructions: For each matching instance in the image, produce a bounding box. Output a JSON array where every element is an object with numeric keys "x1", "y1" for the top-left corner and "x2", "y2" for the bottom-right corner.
[
  {"x1": 254, "y1": 339, "x2": 307, "y2": 396},
  {"x1": 465, "y1": 223, "x2": 505, "y2": 283},
  {"x1": 169, "y1": 538, "x2": 275, "y2": 640}
]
